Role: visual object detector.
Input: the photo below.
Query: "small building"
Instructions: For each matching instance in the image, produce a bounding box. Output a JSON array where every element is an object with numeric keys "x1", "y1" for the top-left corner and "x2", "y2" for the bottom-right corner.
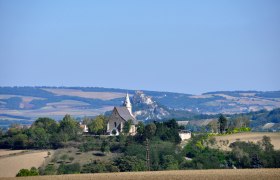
[
  {"x1": 107, "y1": 93, "x2": 138, "y2": 135},
  {"x1": 179, "y1": 130, "x2": 191, "y2": 141},
  {"x1": 79, "y1": 123, "x2": 89, "y2": 133}
]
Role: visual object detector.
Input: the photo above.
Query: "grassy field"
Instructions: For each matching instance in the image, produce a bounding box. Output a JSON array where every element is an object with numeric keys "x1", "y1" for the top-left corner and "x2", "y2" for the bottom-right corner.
[
  {"x1": 0, "y1": 150, "x2": 51, "y2": 177},
  {"x1": 45, "y1": 147, "x2": 120, "y2": 169},
  {"x1": 0, "y1": 169, "x2": 279, "y2": 180},
  {"x1": 212, "y1": 132, "x2": 280, "y2": 151}
]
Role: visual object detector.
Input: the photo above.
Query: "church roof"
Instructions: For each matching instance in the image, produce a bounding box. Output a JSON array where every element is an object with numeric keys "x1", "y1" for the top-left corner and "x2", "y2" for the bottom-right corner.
[{"x1": 115, "y1": 107, "x2": 138, "y2": 124}]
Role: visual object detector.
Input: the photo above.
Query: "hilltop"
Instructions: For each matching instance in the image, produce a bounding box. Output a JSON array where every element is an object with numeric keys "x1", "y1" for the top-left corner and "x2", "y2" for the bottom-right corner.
[{"x1": 0, "y1": 87, "x2": 280, "y2": 127}]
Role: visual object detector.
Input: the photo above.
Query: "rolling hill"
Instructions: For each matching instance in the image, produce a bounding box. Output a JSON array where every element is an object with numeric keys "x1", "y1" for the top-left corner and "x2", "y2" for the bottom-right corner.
[{"x1": 0, "y1": 87, "x2": 280, "y2": 128}]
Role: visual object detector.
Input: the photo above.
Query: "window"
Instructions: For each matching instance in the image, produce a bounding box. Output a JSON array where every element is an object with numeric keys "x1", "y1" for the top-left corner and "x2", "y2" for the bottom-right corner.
[{"x1": 114, "y1": 122, "x2": 117, "y2": 127}]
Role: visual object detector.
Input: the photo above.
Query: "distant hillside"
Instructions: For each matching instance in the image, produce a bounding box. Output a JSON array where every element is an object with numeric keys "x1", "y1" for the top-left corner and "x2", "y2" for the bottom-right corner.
[
  {"x1": 0, "y1": 87, "x2": 280, "y2": 126},
  {"x1": 187, "y1": 108, "x2": 280, "y2": 132}
]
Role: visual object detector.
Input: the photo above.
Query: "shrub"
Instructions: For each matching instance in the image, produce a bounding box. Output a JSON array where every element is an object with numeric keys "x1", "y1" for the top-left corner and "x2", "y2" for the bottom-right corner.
[
  {"x1": 57, "y1": 163, "x2": 80, "y2": 174},
  {"x1": 16, "y1": 167, "x2": 39, "y2": 177}
]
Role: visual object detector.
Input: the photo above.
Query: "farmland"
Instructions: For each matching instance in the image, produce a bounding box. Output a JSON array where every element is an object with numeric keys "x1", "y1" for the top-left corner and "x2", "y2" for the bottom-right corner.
[
  {"x1": 212, "y1": 132, "x2": 280, "y2": 151},
  {"x1": 0, "y1": 150, "x2": 51, "y2": 177},
  {"x1": 0, "y1": 169, "x2": 279, "y2": 180}
]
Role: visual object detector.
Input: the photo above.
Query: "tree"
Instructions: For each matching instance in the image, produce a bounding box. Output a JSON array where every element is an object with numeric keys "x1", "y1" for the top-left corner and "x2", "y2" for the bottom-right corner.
[
  {"x1": 101, "y1": 140, "x2": 110, "y2": 154},
  {"x1": 32, "y1": 117, "x2": 58, "y2": 134},
  {"x1": 59, "y1": 114, "x2": 80, "y2": 141},
  {"x1": 88, "y1": 115, "x2": 106, "y2": 135},
  {"x1": 261, "y1": 136, "x2": 274, "y2": 152},
  {"x1": 207, "y1": 120, "x2": 218, "y2": 133},
  {"x1": 144, "y1": 123, "x2": 157, "y2": 139},
  {"x1": 114, "y1": 156, "x2": 146, "y2": 172},
  {"x1": 232, "y1": 116, "x2": 250, "y2": 128},
  {"x1": 123, "y1": 119, "x2": 132, "y2": 134},
  {"x1": 30, "y1": 127, "x2": 49, "y2": 148},
  {"x1": 136, "y1": 122, "x2": 145, "y2": 135},
  {"x1": 12, "y1": 133, "x2": 28, "y2": 149},
  {"x1": 218, "y1": 115, "x2": 228, "y2": 133},
  {"x1": 161, "y1": 155, "x2": 179, "y2": 170},
  {"x1": 57, "y1": 163, "x2": 81, "y2": 174}
]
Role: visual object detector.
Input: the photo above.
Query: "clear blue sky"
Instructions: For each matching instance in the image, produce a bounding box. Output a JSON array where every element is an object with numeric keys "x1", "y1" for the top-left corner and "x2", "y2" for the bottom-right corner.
[{"x1": 0, "y1": 0, "x2": 279, "y2": 94}]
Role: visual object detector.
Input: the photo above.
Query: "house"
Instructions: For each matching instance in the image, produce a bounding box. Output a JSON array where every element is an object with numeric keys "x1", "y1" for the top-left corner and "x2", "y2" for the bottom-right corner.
[{"x1": 107, "y1": 93, "x2": 138, "y2": 135}]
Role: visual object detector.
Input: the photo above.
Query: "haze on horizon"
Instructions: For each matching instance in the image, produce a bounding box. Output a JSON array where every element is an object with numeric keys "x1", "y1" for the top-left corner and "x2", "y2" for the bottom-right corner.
[{"x1": 0, "y1": 0, "x2": 279, "y2": 94}]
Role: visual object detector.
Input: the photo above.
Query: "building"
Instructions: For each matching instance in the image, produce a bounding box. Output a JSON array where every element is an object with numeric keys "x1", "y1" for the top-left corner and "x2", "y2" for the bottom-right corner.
[
  {"x1": 79, "y1": 122, "x2": 89, "y2": 133},
  {"x1": 107, "y1": 93, "x2": 138, "y2": 135}
]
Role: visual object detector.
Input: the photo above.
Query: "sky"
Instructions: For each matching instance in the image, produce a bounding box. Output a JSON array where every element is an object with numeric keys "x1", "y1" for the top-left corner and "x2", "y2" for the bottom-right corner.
[{"x1": 0, "y1": 0, "x2": 279, "y2": 94}]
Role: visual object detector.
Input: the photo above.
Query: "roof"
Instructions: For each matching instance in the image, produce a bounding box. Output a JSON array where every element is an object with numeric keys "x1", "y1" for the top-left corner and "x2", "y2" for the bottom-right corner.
[{"x1": 115, "y1": 107, "x2": 138, "y2": 124}]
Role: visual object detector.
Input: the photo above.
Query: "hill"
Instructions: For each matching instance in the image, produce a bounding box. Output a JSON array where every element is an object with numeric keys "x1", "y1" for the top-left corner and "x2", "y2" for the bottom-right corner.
[{"x1": 0, "y1": 87, "x2": 280, "y2": 127}]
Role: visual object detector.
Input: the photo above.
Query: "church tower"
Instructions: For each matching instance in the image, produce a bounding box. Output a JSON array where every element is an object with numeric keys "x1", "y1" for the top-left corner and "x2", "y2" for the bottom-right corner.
[{"x1": 123, "y1": 93, "x2": 132, "y2": 115}]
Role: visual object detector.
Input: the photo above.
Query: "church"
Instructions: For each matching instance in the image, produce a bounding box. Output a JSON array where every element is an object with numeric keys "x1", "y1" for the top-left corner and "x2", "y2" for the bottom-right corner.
[{"x1": 107, "y1": 93, "x2": 138, "y2": 135}]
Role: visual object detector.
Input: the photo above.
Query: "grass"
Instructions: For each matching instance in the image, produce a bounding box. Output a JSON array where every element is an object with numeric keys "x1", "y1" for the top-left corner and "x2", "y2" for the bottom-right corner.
[{"x1": 1, "y1": 169, "x2": 280, "y2": 180}]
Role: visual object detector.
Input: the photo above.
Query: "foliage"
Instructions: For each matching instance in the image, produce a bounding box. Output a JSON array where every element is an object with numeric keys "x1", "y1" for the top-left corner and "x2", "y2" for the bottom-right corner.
[
  {"x1": 114, "y1": 156, "x2": 147, "y2": 172},
  {"x1": 59, "y1": 114, "x2": 81, "y2": 141},
  {"x1": 16, "y1": 167, "x2": 39, "y2": 177},
  {"x1": 144, "y1": 123, "x2": 157, "y2": 139},
  {"x1": 218, "y1": 115, "x2": 228, "y2": 133},
  {"x1": 88, "y1": 115, "x2": 106, "y2": 135},
  {"x1": 57, "y1": 163, "x2": 81, "y2": 174},
  {"x1": 81, "y1": 160, "x2": 119, "y2": 173},
  {"x1": 101, "y1": 140, "x2": 110, "y2": 153},
  {"x1": 123, "y1": 119, "x2": 132, "y2": 134},
  {"x1": 41, "y1": 165, "x2": 56, "y2": 175}
]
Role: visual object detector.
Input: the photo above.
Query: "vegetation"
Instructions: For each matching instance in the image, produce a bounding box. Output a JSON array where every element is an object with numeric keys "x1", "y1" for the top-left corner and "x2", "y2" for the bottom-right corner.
[
  {"x1": 4, "y1": 114, "x2": 280, "y2": 177},
  {"x1": 0, "y1": 115, "x2": 81, "y2": 149},
  {"x1": 16, "y1": 167, "x2": 39, "y2": 177},
  {"x1": 182, "y1": 134, "x2": 280, "y2": 169}
]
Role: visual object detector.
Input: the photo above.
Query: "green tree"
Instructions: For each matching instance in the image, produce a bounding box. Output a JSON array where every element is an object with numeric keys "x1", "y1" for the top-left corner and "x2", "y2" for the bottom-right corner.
[
  {"x1": 218, "y1": 115, "x2": 228, "y2": 133},
  {"x1": 30, "y1": 127, "x2": 49, "y2": 148},
  {"x1": 261, "y1": 136, "x2": 274, "y2": 152},
  {"x1": 123, "y1": 119, "x2": 132, "y2": 134},
  {"x1": 12, "y1": 133, "x2": 28, "y2": 149},
  {"x1": 136, "y1": 121, "x2": 145, "y2": 135},
  {"x1": 32, "y1": 117, "x2": 58, "y2": 134},
  {"x1": 88, "y1": 115, "x2": 106, "y2": 135},
  {"x1": 101, "y1": 140, "x2": 110, "y2": 154},
  {"x1": 114, "y1": 156, "x2": 146, "y2": 172},
  {"x1": 59, "y1": 114, "x2": 80, "y2": 141},
  {"x1": 42, "y1": 165, "x2": 56, "y2": 175},
  {"x1": 57, "y1": 163, "x2": 81, "y2": 174},
  {"x1": 161, "y1": 155, "x2": 179, "y2": 170},
  {"x1": 144, "y1": 123, "x2": 157, "y2": 139}
]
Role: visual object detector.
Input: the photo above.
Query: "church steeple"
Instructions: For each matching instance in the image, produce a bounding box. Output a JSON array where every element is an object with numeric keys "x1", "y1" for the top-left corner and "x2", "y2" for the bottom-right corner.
[{"x1": 123, "y1": 93, "x2": 132, "y2": 115}]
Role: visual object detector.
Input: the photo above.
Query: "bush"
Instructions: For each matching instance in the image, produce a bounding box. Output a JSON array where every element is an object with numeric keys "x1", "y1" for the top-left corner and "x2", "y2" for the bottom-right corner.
[
  {"x1": 42, "y1": 164, "x2": 56, "y2": 175},
  {"x1": 114, "y1": 156, "x2": 146, "y2": 172},
  {"x1": 57, "y1": 163, "x2": 80, "y2": 174},
  {"x1": 81, "y1": 160, "x2": 119, "y2": 173},
  {"x1": 16, "y1": 167, "x2": 39, "y2": 177}
]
